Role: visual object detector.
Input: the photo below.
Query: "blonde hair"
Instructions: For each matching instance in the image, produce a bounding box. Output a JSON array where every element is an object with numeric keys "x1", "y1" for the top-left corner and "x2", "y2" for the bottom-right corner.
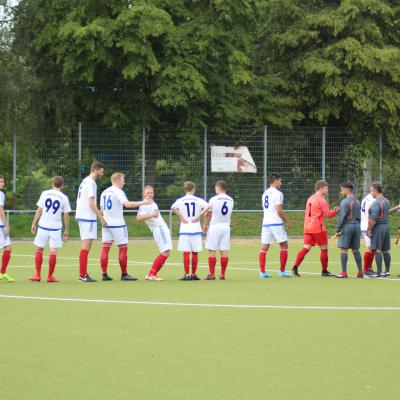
[
  {"x1": 183, "y1": 181, "x2": 195, "y2": 193},
  {"x1": 111, "y1": 172, "x2": 125, "y2": 183}
]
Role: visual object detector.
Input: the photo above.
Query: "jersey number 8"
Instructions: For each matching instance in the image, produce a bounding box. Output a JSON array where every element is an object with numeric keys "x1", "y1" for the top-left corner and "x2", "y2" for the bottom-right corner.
[{"x1": 264, "y1": 195, "x2": 269, "y2": 209}]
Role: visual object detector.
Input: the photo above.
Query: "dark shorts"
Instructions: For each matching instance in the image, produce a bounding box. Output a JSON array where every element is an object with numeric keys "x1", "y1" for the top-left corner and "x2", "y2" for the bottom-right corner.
[
  {"x1": 371, "y1": 224, "x2": 391, "y2": 252},
  {"x1": 304, "y1": 231, "x2": 328, "y2": 246},
  {"x1": 338, "y1": 224, "x2": 360, "y2": 249}
]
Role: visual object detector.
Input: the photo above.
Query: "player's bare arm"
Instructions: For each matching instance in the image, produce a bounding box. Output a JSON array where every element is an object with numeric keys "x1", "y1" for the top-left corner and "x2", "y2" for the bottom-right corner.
[
  {"x1": 124, "y1": 200, "x2": 151, "y2": 209},
  {"x1": 136, "y1": 210, "x2": 159, "y2": 222},
  {"x1": 192, "y1": 204, "x2": 211, "y2": 223},
  {"x1": 276, "y1": 204, "x2": 292, "y2": 229},
  {"x1": 172, "y1": 207, "x2": 188, "y2": 224},
  {"x1": 389, "y1": 204, "x2": 400, "y2": 214},
  {"x1": 89, "y1": 196, "x2": 107, "y2": 225},
  {"x1": 0, "y1": 205, "x2": 10, "y2": 235},
  {"x1": 63, "y1": 212, "x2": 69, "y2": 240},
  {"x1": 203, "y1": 210, "x2": 212, "y2": 233},
  {"x1": 367, "y1": 218, "x2": 376, "y2": 237},
  {"x1": 31, "y1": 207, "x2": 43, "y2": 235}
]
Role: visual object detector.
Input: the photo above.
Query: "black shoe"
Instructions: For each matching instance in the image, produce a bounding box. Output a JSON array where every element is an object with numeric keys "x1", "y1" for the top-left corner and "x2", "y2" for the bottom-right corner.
[
  {"x1": 204, "y1": 274, "x2": 216, "y2": 280},
  {"x1": 381, "y1": 272, "x2": 390, "y2": 278},
  {"x1": 292, "y1": 266, "x2": 301, "y2": 277},
  {"x1": 191, "y1": 274, "x2": 201, "y2": 281},
  {"x1": 78, "y1": 275, "x2": 96, "y2": 282},
  {"x1": 102, "y1": 274, "x2": 113, "y2": 281},
  {"x1": 179, "y1": 275, "x2": 192, "y2": 281},
  {"x1": 365, "y1": 270, "x2": 375, "y2": 276},
  {"x1": 321, "y1": 270, "x2": 335, "y2": 277},
  {"x1": 219, "y1": 275, "x2": 226, "y2": 280},
  {"x1": 121, "y1": 274, "x2": 138, "y2": 281}
]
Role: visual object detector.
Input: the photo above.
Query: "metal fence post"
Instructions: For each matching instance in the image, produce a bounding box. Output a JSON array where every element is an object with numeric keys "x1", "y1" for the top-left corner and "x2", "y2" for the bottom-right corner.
[
  {"x1": 142, "y1": 127, "x2": 146, "y2": 193},
  {"x1": 379, "y1": 133, "x2": 383, "y2": 183},
  {"x1": 263, "y1": 126, "x2": 267, "y2": 191},
  {"x1": 322, "y1": 127, "x2": 326, "y2": 180},
  {"x1": 78, "y1": 122, "x2": 82, "y2": 180},
  {"x1": 204, "y1": 126, "x2": 207, "y2": 199},
  {"x1": 12, "y1": 125, "x2": 16, "y2": 192}
]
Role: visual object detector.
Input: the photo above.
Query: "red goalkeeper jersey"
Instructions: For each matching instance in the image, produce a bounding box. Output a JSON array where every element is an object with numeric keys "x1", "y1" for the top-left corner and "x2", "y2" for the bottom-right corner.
[{"x1": 304, "y1": 194, "x2": 337, "y2": 233}]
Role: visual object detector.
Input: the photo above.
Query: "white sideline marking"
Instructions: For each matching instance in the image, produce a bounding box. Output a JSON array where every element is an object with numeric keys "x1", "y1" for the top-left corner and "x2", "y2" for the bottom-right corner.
[{"x1": 0, "y1": 294, "x2": 400, "y2": 310}]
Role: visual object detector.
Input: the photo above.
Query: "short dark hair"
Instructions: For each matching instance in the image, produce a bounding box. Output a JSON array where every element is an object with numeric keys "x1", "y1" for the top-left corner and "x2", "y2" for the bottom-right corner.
[
  {"x1": 52, "y1": 176, "x2": 64, "y2": 188},
  {"x1": 215, "y1": 180, "x2": 227, "y2": 191},
  {"x1": 371, "y1": 182, "x2": 383, "y2": 193},
  {"x1": 269, "y1": 173, "x2": 281, "y2": 184},
  {"x1": 315, "y1": 180, "x2": 329, "y2": 191},
  {"x1": 91, "y1": 161, "x2": 105, "y2": 172},
  {"x1": 340, "y1": 182, "x2": 353, "y2": 191}
]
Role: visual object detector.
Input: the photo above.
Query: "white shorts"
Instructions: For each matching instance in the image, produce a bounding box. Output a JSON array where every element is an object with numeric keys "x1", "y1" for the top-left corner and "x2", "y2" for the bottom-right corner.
[
  {"x1": 206, "y1": 224, "x2": 230, "y2": 251},
  {"x1": 361, "y1": 230, "x2": 371, "y2": 248},
  {"x1": 261, "y1": 225, "x2": 288, "y2": 245},
  {"x1": 153, "y1": 226, "x2": 173, "y2": 253},
  {"x1": 34, "y1": 227, "x2": 62, "y2": 248},
  {"x1": 178, "y1": 234, "x2": 202, "y2": 252},
  {"x1": 102, "y1": 226, "x2": 128, "y2": 246},
  {"x1": 0, "y1": 227, "x2": 11, "y2": 248},
  {"x1": 78, "y1": 221, "x2": 97, "y2": 240}
]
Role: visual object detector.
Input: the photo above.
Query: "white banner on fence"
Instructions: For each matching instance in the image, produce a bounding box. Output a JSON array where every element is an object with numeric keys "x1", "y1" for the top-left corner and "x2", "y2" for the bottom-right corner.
[{"x1": 211, "y1": 146, "x2": 257, "y2": 173}]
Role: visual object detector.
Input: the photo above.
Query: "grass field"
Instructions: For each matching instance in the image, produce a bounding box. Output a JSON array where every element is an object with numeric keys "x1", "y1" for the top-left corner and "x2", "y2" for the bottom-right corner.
[{"x1": 1, "y1": 239, "x2": 400, "y2": 400}]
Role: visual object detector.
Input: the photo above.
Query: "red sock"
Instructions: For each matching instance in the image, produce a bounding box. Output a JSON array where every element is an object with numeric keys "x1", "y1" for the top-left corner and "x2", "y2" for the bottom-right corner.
[
  {"x1": 191, "y1": 252, "x2": 198, "y2": 275},
  {"x1": 150, "y1": 254, "x2": 168, "y2": 275},
  {"x1": 259, "y1": 250, "x2": 267, "y2": 273},
  {"x1": 183, "y1": 252, "x2": 190, "y2": 274},
  {"x1": 119, "y1": 245, "x2": 128, "y2": 275},
  {"x1": 280, "y1": 249, "x2": 288, "y2": 272},
  {"x1": 34, "y1": 249, "x2": 43, "y2": 276},
  {"x1": 364, "y1": 251, "x2": 374, "y2": 271},
  {"x1": 220, "y1": 257, "x2": 228, "y2": 277},
  {"x1": 1, "y1": 249, "x2": 11, "y2": 274},
  {"x1": 79, "y1": 249, "x2": 89, "y2": 277},
  {"x1": 294, "y1": 247, "x2": 309, "y2": 267},
  {"x1": 208, "y1": 257, "x2": 217, "y2": 276},
  {"x1": 48, "y1": 251, "x2": 57, "y2": 277},
  {"x1": 100, "y1": 244, "x2": 111, "y2": 274},
  {"x1": 369, "y1": 252, "x2": 375, "y2": 269},
  {"x1": 320, "y1": 249, "x2": 328, "y2": 271}
]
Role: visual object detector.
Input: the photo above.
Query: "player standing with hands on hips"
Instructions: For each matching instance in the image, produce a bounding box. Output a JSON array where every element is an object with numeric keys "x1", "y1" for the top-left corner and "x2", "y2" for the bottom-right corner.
[
  {"x1": 292, "y1": 180, "x2": 339, "y2": 277},
  {"x1": 76, "y1": 161, "x2": 106, "y2": 282},
  {"x1": 259, "y1": 173, "x2": 292, "y2": 278},
  {"x1": 203, "y1": 181, "x2": 234, "y2": 280}
]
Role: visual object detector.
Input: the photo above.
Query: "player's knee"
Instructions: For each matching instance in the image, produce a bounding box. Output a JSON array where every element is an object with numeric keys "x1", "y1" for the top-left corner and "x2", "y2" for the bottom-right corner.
[{"x1": 162, "y1": 251, "x2": 170, "y2": 257}]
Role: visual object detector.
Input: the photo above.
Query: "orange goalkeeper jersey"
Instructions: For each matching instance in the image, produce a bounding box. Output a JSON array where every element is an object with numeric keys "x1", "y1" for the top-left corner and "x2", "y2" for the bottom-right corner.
[{"x1": 304, "y1": 194, "x2": 337, "y2": 233}]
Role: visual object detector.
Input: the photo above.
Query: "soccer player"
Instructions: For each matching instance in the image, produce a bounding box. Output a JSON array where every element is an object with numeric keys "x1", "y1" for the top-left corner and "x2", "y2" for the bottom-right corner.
[
  {"x1": 76, "y1": 161, "x2": 106, "y2": 282},
  {"x1": 0, "y1": 175, "x2": 13, "y2": 282},
  {"x1": 367, "y1": 182, "x2": 391, "y2": 278},
  {"x1": 203, "y1": 181, "x2": 234, "y2": 280},
  {"x1": 361, "y1": 191, "x2": 375, "y2": 275},
  {"x1": 137, "y1": 185, "x2": 173, "y2": 281},
  {"x1": 334, "y1": 183, "x2": 363, "y2": 278},
  {"x1": 30, "y1": 176, "x2": 71, "y2": 282},
  {"x1": 259, "y1": 173, "x2": 292, "y2": 278},
  {"x1": 292, "y1": 180, "x2": 339, "y2": 277},
  {"x1": 171, "y1": 181, "x2": 210, "y2": 281},
  {"x1": 100, "y1": 173, "x2": 148, "y2": 281}
]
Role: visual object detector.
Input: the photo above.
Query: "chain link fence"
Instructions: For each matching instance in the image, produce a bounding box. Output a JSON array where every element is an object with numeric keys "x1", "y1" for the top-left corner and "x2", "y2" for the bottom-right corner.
[{"x1": 2, "y1": 124, "x2": 396, "y2": 211}]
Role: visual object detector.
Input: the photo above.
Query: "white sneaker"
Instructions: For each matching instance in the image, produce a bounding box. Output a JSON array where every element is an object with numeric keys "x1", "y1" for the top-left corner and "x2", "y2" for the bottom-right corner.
[{"x1": 145, "y1": 274, "x2": 163, "y2": 281}]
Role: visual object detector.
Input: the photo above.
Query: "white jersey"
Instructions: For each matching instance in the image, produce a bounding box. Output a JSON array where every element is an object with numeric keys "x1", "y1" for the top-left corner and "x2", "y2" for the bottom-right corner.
[
  {"x1": 0, "y1": 191, "x2": 6, "y2": 226},
  {"x1": 76, "y1": 176, "x2": 97, "y2": 221},
  {"x1": 100, "y1": 186, "x2": 128, "y2": 227},
  {"x1": 37, "y1": 189, "x2": 71, "y2": 230},
  {"x1": 360, "y1": 193, "x2": 375, "y2": 231},
  {"x1": 171, "y1": 195, "x2": 208, "y2": 234},
  {"x1": 138, "y1": 202, "x2": 168, "y2": 232},
  {"x1": 208, "y1": 194, "x2": 234, "y2": 225},
  {"x1": 262, "y1": 187, "x2": 284, "y2": 226}
]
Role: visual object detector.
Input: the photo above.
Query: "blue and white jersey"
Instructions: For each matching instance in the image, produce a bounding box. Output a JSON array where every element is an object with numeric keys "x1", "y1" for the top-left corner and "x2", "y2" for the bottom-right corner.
[
  {"x1": 208, "y1": 194, "x2": 234, "y2": 225},
  {"x1": 100, "y1": 186, "x2": 128, "y2": 227},
  {"x1": 76, "y1": 176, "x2": 97, "y2": 221},
  {"x1": 138, "y1": 202, "x2": 168, "y2": 232},
  {"x1": 360, "y1": 193, "x2": 374, "y2": 231},
  {"x1": 262, "y1": 187, "x2": 284, "y2": 226},
  {"x1": 171, "y1": 195, "x2": 208, "y2": 234},
  {"x1": 37, "y1": 189, "x2": 71, "y2": 230},
  {"x1": 0, "y1": 191, "x2": 6, "y2": 227}
]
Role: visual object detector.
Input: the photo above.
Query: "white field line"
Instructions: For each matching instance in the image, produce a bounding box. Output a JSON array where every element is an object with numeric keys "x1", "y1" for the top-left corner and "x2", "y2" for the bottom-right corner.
[{"x1": 0, "y1": 294, "x2": 400, "y2": 311}]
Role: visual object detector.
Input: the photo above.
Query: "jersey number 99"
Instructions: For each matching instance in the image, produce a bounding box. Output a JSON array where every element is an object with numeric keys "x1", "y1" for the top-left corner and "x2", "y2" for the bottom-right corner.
[{"x1": 45, "y1": 198, "x2": 60, "y2": 214}]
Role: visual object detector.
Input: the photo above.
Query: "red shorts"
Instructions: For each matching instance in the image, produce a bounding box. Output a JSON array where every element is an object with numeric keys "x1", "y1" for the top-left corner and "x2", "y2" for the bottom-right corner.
[{"x1": 304, "y1": 231, "x2": 328, "y2": 246}]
